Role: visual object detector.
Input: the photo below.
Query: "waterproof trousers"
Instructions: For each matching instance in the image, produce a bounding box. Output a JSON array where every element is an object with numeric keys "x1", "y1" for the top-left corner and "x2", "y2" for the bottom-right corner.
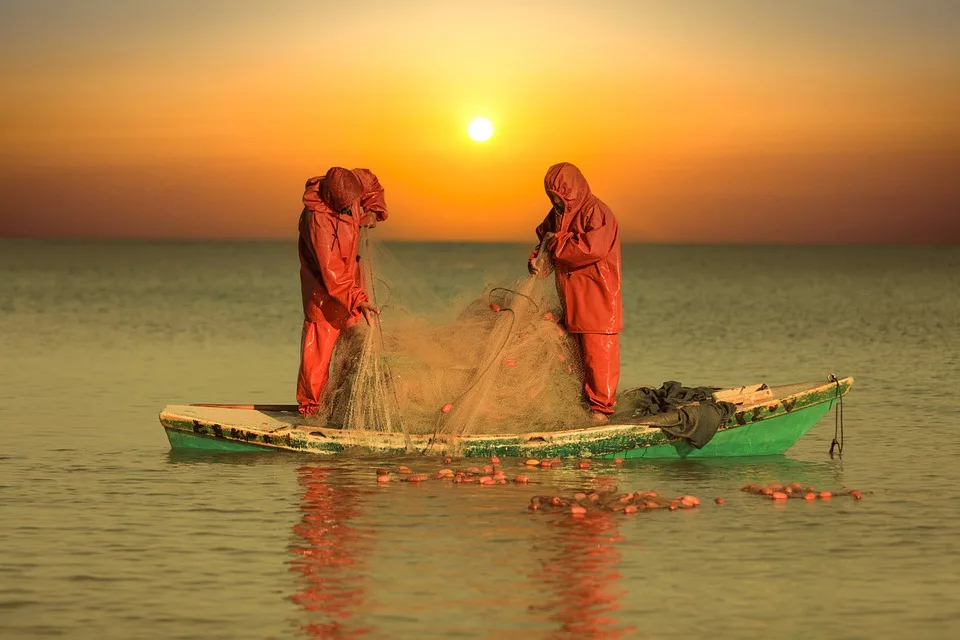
[
  {"x1": 297, "y1": 320, "x2": 340, "y2": 416},
  {"x1": 575, "y1": 333, "x2": 620, "y2": 415}
]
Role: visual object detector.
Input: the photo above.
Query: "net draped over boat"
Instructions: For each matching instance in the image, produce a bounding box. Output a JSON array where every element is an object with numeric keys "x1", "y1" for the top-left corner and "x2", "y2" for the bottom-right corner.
[{"x1": 317, "y1": 236, "x2": 591, "y2": 439}]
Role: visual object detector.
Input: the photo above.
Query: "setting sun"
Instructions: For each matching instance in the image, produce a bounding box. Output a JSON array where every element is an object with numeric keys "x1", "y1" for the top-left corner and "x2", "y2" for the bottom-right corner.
[{"x1": 467, "y1": 117, "x2": 494, "y2": 142}]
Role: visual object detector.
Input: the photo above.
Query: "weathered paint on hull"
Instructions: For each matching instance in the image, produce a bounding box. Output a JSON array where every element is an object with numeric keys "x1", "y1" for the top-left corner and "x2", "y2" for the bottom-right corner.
[
  {"x1": 164, "y1": 428, "x2": 274, "y2": 452},
  {"x1": 599, "y1": 399, "x2": 835, "y2": 460}
]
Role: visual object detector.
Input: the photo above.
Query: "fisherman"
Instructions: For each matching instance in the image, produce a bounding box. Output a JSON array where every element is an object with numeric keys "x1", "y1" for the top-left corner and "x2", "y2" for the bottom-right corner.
[
  {"x1": 527, "y1": 163, "x2": 623, "y2": 424},
  {"x1": 297, "y1": 167, "x2": 388, "y2": 418}
]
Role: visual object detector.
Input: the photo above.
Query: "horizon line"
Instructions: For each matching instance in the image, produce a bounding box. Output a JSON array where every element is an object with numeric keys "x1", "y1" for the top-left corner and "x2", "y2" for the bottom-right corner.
[{"x1": 1, "y1": 235, "x2": 957, "y2": 247}]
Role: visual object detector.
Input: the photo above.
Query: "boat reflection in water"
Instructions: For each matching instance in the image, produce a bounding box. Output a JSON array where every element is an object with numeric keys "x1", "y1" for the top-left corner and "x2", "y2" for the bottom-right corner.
[
  {"x1": 285, "y1": 464, "x2": 635, "y2": 638},
  {"x1": 288, "y1": 465, "x2": 372, "y2": 639},
  {"x1": 531, "y1": 507, "x2": 636, "y2": 639}
]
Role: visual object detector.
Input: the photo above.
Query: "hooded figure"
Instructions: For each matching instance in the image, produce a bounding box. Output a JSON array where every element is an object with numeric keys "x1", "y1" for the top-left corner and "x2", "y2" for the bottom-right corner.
[
  {"x1": 528, "y1": 163, "x2": 622, "y2": 422},
  {"x1": 297, "y1": 166, "x2": 388, "y2": 417}
]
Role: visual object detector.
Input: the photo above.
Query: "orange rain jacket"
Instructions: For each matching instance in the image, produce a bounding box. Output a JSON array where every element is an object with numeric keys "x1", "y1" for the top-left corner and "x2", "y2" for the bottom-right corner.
[
  {"x1": 530, "y1": 163, "x2": 622, "y2": 333},
  {"x1": 298, "y1": 167, "x2": 388, "y2": 328}
]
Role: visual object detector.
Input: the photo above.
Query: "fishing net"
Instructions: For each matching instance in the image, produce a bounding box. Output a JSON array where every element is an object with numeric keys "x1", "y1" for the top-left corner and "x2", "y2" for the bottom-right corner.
[{"x1": 319, "y1": 234, "x2": 591, "y2": 439}]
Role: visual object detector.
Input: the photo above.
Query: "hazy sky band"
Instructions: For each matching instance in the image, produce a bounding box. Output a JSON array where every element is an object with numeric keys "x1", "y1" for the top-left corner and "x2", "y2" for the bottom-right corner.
[{"x1": 1, "y1": 0, "x2": 958, "y2": 242}]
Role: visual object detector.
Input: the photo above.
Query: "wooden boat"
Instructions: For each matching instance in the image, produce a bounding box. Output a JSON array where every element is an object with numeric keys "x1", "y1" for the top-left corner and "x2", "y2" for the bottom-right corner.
[{"x1": 158, "y1": 376, "x2": 853, "y2": 459}]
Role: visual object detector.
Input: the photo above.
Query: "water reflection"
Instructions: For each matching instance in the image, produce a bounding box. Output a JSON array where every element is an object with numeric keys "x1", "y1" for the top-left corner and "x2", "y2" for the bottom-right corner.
[
  {"x1": 532, "y1": 510, "x2": 636, "y2": 639},
  {"x1": 166, "y1": 449, "x2": 298, "y2": 467},
  {"x1": 624, "y1": 455, "x2": 844, "y2": 488},
  {"x1": 288, "y1": 465, "x2": 372, "y2": 639}
]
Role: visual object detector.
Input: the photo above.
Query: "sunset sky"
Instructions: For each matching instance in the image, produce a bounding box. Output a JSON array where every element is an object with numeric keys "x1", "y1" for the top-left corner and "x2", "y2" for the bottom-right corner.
[{"x1": 1, "y1": 0, "x2": 958, "y2": 243}]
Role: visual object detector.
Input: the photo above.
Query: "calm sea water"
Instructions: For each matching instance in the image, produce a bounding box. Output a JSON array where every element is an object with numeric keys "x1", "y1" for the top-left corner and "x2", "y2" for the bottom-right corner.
[{"x1": 1, "y1": 239, "x2": 958, "y2": 639}]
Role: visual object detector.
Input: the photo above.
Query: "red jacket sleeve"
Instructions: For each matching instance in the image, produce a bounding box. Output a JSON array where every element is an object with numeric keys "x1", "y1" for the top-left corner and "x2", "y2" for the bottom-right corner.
[
  {"x1": 301, "y1": 176, "x2": 326, "y2": 212},
  {"x1": 305, "y1": 212, "x2": 368, "y2": 314},
  {"x1": 549, "y1": 205, "x2": 618, "y2": 269},
  {"x1": 353, "y1": 168, "x2": 388, "y2": 226}
]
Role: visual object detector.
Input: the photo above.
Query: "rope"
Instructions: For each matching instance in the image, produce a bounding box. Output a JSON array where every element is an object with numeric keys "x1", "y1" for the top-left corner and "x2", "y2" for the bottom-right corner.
[
  {"x1": 358, "y1": 229, "x2": 407, "y2": 440},
  {"x1": 489, "y1": 287, "x2": 541, "y2": 313},
  {"x1": 418, "y1": 306, "x2": 520, "y2": 455},
  {"x1": 827, "y1": 373, "x2": 844, "y2": 459}
]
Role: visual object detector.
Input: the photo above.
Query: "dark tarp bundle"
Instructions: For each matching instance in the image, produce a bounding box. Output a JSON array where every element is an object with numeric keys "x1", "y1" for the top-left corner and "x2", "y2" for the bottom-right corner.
[{"x1": 618, "y1": 381, "x2": 738, "y2": 449}]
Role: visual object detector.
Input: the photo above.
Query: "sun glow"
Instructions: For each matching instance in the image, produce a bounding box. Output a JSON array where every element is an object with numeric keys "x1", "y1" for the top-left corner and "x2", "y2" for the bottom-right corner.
[{"x1": 467, "y1": 117, "x2": 494, "y2": 142}]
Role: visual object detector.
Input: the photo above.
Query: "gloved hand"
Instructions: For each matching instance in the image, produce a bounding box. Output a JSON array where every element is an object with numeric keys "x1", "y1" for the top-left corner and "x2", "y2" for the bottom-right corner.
[
  {"x1": 362, "y1": 208, "x2": 378, "y2": 229},
  {"x1": 358, "y1": 301, "x2": 380, "y2": 326},
  {"x1": 527, "y1": 257, "x2": 539, "y2": 276},
  {"x1": 528, "y1": 233, "x2": 555, "y2": 278}
]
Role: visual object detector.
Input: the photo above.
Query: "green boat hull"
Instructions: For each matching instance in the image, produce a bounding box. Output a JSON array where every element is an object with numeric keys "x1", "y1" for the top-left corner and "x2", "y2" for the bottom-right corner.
[
  {"x1": 160, "y1": 377, "x2": 852, "y2": 460},
  {"x1": 165, "y1": 428, "x2": 271, "y2": 453},
  {"x1": 600, "y1": 399, "x2": 834, "y2": 459}
]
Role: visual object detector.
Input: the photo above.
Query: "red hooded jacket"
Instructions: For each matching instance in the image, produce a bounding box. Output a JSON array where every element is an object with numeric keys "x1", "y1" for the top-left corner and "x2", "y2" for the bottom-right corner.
[
  {"x1": 531, "y1": 163, "x2": 622, "y2": 333},
  {"x1": 298, "y1": 167, "x2": 388, "y2": 327}
]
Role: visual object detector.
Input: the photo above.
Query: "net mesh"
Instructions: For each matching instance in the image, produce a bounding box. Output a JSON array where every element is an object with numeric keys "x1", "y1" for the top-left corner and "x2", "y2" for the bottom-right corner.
[{"x1": 319, "y1": 235, "x2": 591, "y2": 438}]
